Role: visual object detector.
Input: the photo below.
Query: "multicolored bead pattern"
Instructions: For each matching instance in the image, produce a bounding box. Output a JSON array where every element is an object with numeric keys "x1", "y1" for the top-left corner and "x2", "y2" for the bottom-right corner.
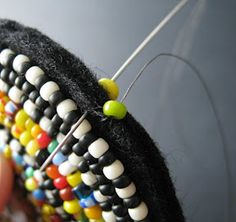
[{"x1": 0, "y1": 48, "x2": 149, "y2": 222}]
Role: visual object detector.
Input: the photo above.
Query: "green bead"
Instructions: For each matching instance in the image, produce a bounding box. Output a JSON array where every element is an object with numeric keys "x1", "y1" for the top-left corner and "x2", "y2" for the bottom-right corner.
[
  {"x1": 103, "y1": 100, "x2": 127, "y2": 120},
  {"x1": 25, "y1": 166, "x2": 34, "y2": 178},
  {"x1": 47, "y1": 140, "x2": 58, "y2": 153}
]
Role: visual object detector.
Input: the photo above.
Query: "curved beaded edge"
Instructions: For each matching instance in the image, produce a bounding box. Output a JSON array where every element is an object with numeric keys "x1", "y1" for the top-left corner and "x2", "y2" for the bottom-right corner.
[{"x1": 0, "y1": 48, "x2": 149, "y2": 222}]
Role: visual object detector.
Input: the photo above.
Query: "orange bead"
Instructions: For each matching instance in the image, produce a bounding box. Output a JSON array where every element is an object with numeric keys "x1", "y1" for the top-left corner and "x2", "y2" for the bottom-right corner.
[
  {"x1": 11, "y1": 124, "x2": 24, "y2": 139},
  {"x1": 84, "y1": 205, "x2": 102, "y2": 220},
  {"x1": 46, "y1": 164, "x2": 61, "y2": 179},
  {"x1": 31, "y1": 124, "x2": 42, "y2": 138}
]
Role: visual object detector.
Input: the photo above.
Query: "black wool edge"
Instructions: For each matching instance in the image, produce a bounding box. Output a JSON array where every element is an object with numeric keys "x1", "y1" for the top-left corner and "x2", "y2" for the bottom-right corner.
[{"x1": 0, "y1": 19, "x2": 185, "y2": 222}]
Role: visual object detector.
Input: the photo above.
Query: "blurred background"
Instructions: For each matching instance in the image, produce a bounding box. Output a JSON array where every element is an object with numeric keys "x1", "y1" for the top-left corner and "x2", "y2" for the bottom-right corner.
[{"x1": 0, "y1": 0, "x2": 235, "y2": 221}]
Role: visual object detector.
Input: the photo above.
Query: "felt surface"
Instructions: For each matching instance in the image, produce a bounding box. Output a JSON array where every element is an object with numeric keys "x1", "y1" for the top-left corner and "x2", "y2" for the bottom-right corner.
[{"x1": 0, "y1": 19, "x2": 185, "y2": 222}]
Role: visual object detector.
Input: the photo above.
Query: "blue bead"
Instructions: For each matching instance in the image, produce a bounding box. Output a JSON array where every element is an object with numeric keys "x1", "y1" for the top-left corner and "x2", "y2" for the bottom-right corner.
[
  {"x1": 79, "y1": 193, "x2": 97, "y2": 208},
  {"x1": 13, "y1": 153, "x2": 24, "y2": 165},
  {"x1": 52, "y1": 151, "x2": 67, "y2": 165},
  {"x1": 72, "y1": 183, "x2": 91, "y2": 200},
  {"x1": 32, "y1": 189, "x2": 46, "y2": 200}
]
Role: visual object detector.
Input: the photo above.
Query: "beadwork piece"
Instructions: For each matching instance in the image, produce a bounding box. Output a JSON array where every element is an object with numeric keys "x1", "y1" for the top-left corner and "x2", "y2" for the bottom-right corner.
[{"x1": 0, "y1": 48, "x2": 149, "y2": 222}]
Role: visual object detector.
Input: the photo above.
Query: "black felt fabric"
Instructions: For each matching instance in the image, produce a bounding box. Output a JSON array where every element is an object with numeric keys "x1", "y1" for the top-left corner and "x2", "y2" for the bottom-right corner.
[{"x1": 0, "y1": 19, "x2": 185, "y2": 222}]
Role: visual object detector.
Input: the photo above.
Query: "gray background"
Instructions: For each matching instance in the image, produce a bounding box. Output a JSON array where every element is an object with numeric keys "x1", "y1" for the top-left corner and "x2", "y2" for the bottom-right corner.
[{"x1": 0, "y1": 0, "x2": 235, "y2": 221}]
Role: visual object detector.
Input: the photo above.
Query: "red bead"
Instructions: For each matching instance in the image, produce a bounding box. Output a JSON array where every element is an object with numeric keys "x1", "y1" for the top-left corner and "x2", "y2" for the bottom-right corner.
[
  {"x1": 50, "y1": 214, "x2": 63, "y2": 222},
  {"x1": 46, "y1": 164, "x2": 61, "y2": 179},
  {"x1": 59, "y1": 187, "x2": 74, "y2": 201},
  {"x1": 53, "y1": 176, "x2": 69, "y2": 190},
  {"x1": 36, "y1": 131, "x2": 52, "y2": 148}
]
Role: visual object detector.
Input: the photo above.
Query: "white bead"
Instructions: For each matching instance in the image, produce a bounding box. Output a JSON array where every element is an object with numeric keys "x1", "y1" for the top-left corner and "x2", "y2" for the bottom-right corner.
[
  {"x1": 56, "y1": 99, "x2": 77, "y2": 118},
  {"x1": 128, "y1": 202, "x2": 148, "y2": 221},
  {"x1": 56, "y1": 133, "x2": 65, "y2": 143},
  {"x1": 0, "y1": 130, "x2": 9, "y2": 145},
  {"x1": 72, "y1": 119, "x2": 91, "y2": 139},
  {"x1": 13, "y1": 54, "x2": 30, "y2": 73},
  {"x1": 39, "y1": 117, "x2": 52, "y2": 132},
  {"x1": 115, "y1": 182, "x2": 136, "y2": 199},
  {"x1": 0, "y1": 49, "x2": 15, "y2": 66},
  {"x1": 88, "y1": 138, "x2": 109, "y2": 159},
  {"x1": 55, "y1": 206, "x2": 65, "y2": 214},
  {"x1": 23, "y1": 100, "x2": 37, "y2": 116},
  {"x1": 0, "y1": 79, "x2": 10, "y2": 93},
  {"x1": 33, "y1": 169, "x2": 44, "y2": 185},
  {"x1": 103, "y1": 160, "x2": 124, "y2": 180},
  {"x1": 81, "y1": 171, "x2": 97, "y2": 186},
  {"x1": 8, "y1": 86, "x2": 24, "y2": 104},
  {"x1": 58, "y1": 160, "x2": 77, "y2": 176},
  {"x1": 23, "y1": 154, "x2": 35, "y2": 166},
  {"x1": 40, "y1": 81, "x2": 59, "y2": 101},
  {"x1": 93, "y1": 190, "x2": 108, "y2": 202},
  {"x1": 45, "y1": 190, "x2": 54, "y2": 199},
  {"x1": 25, "y1": 66, "x2": 44, "y2": 85},
  {"x1": 9, "y1": 139, "x2": 21, "y2": 152},
  {"x1": 68, "y1": 153, "x2": 83, "y2": 166},
  {"x1": 102, "y1": 211, "x2": 116, "y2": 222}
]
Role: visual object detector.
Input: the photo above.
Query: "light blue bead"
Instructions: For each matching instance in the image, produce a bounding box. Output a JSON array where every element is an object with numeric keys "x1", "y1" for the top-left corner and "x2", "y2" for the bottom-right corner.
[
  {"x1": 52, "y1": 151, "x2": 67, "y2": 165},
  {"x1": 32, "y1": 189, "x2": 46, "y2": 200},
  {"x1": 13, "y1": 153, "x2": 24, "y2": 165},
  {"x1": 79, "y1": 193, "x2": 97, "y2": 208}
]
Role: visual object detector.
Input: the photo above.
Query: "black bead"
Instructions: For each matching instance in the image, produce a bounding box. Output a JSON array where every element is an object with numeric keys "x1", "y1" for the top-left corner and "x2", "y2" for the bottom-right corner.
[
  {"x1": 60, "y1": 213, "x2": 73, "y2": 221},
  {"x1": 89, "y1": 162, "x2": 103, "y2": 175},
  {"x1": 43, "y1": 179, "x2": 54, "y2": 190},
  {"x1": 0, "y1": 68, "x2": 10, "y2": 82},
  {"x1": 44, "y1": 106, "x2": 56, "y2": 119},
  {"x1": 35, "y1": 96, "x2": 48, "y2": 110},
  {"x1": 100, "y1": 201, "x2": 112, "y2": 211},
  {"x1": 30, "y1": 109, "x2": 43, "y2": 123},
  {"x1": 63, "y1": 110, "x2": 79, "y2": 124},
  {"x1": 97, "y1": 175, "x2": 110, "y2": 185},
  {"x1": 72, "y1": 132, "x2": 97, "y2": 156},
  {"x1": 48, "y1": 91, "x2": 65, "y2": 106},
  {"x1": 8, "y1": 71, "x2": 17, "y2": 84},
  {"x1": 18, "y1": 146, "x2": 25, "y2": 155},
  {"x1": 51, "y1": 114, "x2": 62, "y2": 128},
  {"x1": 98, "y1": 151, "x2": 116, "y2": 167},
  {"x1": 48, "y1": 197, "x2": 63, "y2": 207},
  {"x1": 29, "y1": 90, "x2": 39, "y2": 102},
  {"x1": 22, "y1": 81, "x2": 34, "y2": 94},
  {"x1": 108, "y1": 194, "x2": 122, "y2": 205},
  {"x1": 77, "y1": 160, "x2": 89, "y2": 173},
  {"x1": 16, "y1": 61, "x2": 31, "y2": 74},
  {"x1": 14, "y1": 76, "x2": 25, "y2": 88},
  {"x1": 59, "y1": 122, "x2": 71, "y2": 134},
  {"x1": 41, "y1": 171, "x2": 49, "y2": 180},
  {"x1": 112, "y1": 175, "x2": 131, "y2": 188},
  {"x1": 61, "y1": 143, "x2": 72, "y2": 155},
  {"x1": 138, "y1": 219, "x2": 151, "y2": 222},
  {"x1": 20, "y1": 95, "x2": 28, "y2": 106},
  {"x1": 90, "y1": 182, "x2": 99, "y2": 190},
  {"x1": 35, "y1": 149, "x2": 50, "y2": 167},
  {"x1": 116, "y1": 215, "x2": 133, "y2": 222},
  {"x1": 47, "y1": 125, "x2": 58, "y2": 138},
  {"x1": 34, "y1": 75, "x2": 50, "y2": 90},
  {"x1": 123, "y1": 194, "x2": 141, "y2": 209},
  {"x1": 99, "y1": 183, "x2": 115, "y2": 196},
  {"x1": 112, "y1": 204, "x2": 128, "y2": 217},
  {"x1": 84, "y1": 152, "x2": 97, "y2": 165}
]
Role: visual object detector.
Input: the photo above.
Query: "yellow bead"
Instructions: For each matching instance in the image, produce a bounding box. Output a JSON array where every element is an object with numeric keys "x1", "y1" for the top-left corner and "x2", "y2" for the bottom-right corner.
[
  {"x1": 31, "y1": 124, "x2": 42, "y2": 138},
  {"x1": 19, "y1": 131, "x2": 32, "y2": 146},
  {"x1": 11, "y1": 124, "x2": 23, "y2": 139},
  {"x1": 4, "y1": 117, "x2": 12, "y2": 128},
  {"x1": 26, "y1": 140, "x2": 39, "y2": 156},
  {"x1": 66, "y1": 171, "x2": 82, "y2": 187},
  {"x1": 98, "y1": 78, "x2": 119, "y2": 100},
  {"x1": 25, "y1": 118, "x2": 35, "y2": 131},
  {"x1": 63, "y1": 199, "x2": 81, "y2": 214},
  {"x1": 15, "y1": 109, "x2": 28, "y2": 129},
  {"x1": 3, "y1": 145, "x2": 12, "y2": 159},
  {"x1": 41, "y1": 204, "x2": 55, "y2": 216},
  {"x1": 0, "y1": 113, "x2": 5, "y2": 124},
  {"x1": 0, "y1": 96, "x2": 9, "y2": 113},
  {"x1": 84, "y1": 205, "x2": 102, "y2": 220},
  {"x1": 25, "y1": 177, "x2": 38, "y2": 191}
]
